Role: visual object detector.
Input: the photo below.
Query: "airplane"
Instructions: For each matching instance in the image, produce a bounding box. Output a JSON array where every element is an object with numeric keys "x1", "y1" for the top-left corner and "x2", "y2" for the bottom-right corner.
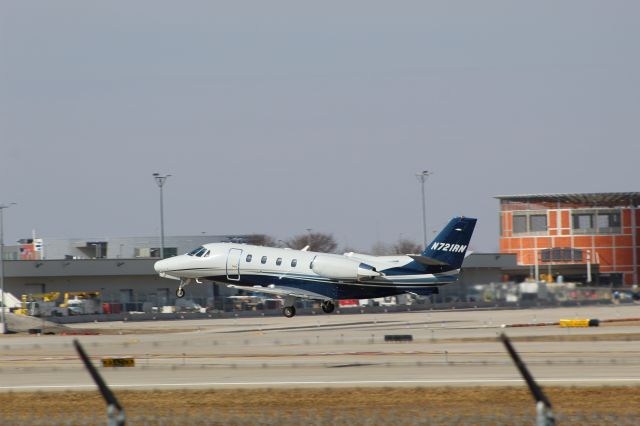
[{"x1": 154, "y1": 216, "x2": 476, "y2": 318}]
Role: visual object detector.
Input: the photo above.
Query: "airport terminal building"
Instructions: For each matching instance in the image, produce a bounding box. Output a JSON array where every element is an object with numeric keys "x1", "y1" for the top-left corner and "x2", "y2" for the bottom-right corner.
[
  {"x1": 1, "y1": 235, "x2": 251, "y2": 310},
  {"x1": 497, "y1": 192, "x2": 640, "y2": 286},
  {"x1": 10, "y1": 234, "x2": 250, "y2": 261}
]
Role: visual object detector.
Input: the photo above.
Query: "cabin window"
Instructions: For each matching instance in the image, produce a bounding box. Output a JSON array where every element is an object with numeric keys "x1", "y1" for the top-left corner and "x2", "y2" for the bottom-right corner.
[
  {"x1": 246, "y1": 254, "x2": 253, "y2": 262},
  {"x1": 261, "y1": 256, "x2": 267, "y2": 264},
  {"x1": 291, "y1": 259, "x2": 298, "y2": 267},
  {"x1": 276, "y1": 257, "x2": 282, "y2": 266}
]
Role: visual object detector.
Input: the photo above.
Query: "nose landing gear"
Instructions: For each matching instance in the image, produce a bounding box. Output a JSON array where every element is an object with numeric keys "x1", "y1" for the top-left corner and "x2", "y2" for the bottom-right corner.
[{"x1": 176, "y1": 279, "x2": 193, "y2": 298}]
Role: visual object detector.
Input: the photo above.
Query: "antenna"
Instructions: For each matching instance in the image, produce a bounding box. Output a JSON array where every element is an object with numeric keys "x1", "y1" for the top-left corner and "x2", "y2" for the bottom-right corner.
[
  {"x1": 73, "y1": 339, "x2": 126, "y2": 426},
  {"x1": 500, "y1": 333, "x2": 555, "y2": 426}
]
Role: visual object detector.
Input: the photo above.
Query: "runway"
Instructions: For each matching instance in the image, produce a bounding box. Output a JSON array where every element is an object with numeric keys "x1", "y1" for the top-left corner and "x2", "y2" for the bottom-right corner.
[{"x1": 1, "y1": 304, "x2": 639, "y2": 391}]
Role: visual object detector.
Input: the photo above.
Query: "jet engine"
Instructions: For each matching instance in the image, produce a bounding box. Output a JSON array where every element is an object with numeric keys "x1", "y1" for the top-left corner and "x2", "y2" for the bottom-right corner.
[{"x1": 311, "y1": 256, "x2": 380, "y2": 281}]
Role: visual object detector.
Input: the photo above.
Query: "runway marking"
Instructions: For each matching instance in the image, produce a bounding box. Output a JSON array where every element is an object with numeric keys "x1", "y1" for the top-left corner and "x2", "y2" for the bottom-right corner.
[{"x1": 3, "y1": 377, "x2": 640, "y2": 391}]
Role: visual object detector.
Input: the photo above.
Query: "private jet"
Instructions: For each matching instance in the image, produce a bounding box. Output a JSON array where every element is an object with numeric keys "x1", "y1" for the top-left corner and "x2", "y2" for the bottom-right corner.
[{"x1": 154, "y1": 216, "x2": 476, "y2": 318}]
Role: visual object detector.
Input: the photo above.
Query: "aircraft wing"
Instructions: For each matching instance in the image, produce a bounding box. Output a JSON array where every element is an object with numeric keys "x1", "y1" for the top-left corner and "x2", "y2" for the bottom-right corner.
[{"x1": 226, "y1": 284, "x2": 330, "y2": 302}]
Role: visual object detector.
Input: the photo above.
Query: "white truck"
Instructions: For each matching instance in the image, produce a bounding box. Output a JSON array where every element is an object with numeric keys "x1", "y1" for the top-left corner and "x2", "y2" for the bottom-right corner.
[
  {"x1": 518, "y1": 280, "x2": 550, "y2": 301},
  {"x1": 66, "y1": 297, "x2": 101, "y2": 315}
]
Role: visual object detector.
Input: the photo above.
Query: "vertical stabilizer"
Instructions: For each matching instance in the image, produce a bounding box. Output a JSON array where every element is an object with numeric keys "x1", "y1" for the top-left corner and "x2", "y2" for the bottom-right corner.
[{"x1": 417, "y1": 217, "x2": 477, "y2": 270}]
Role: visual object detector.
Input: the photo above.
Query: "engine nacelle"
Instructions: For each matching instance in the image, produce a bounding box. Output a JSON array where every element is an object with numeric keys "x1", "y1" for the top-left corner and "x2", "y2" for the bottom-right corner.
[{"x1": 311, "y1": 256, "x2": 380, "y2": 281}]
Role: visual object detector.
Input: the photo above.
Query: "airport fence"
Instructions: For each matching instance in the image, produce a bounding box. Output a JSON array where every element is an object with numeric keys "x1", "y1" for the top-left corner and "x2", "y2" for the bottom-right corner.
[{"x1": 39, "y1": 297, "x2": 627, "y2": 325}]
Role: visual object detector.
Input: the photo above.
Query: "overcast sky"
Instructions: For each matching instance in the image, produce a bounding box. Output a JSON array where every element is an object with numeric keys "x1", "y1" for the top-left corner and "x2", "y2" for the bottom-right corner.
[{"x1": 1, "y1": 1, "x2": 638, "y2": 253}]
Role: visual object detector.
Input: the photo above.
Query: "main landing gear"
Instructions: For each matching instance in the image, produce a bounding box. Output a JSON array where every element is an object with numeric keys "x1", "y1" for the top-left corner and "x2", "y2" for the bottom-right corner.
[
  {"x1": 281, "y1": 300, "x2": 336, "y2": 318},
  {"x1": 282, "y1": 296, "x2": 297, "y2": 318},
  {"x1": 321, "y1": 300, "x2": 335, "y2": 314},
  {"x1": 282, "y1": 306, "x2": 296, "y2": 318}
]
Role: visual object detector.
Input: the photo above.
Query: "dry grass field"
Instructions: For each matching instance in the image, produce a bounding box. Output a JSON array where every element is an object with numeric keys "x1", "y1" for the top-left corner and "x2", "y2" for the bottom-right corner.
[{"x1": 2, "y1": 386, "x2": 639, "y2": 425}]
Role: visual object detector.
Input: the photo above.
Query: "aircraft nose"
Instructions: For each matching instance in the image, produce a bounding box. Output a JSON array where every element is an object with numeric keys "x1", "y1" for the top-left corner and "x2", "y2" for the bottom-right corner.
[{"x1": 154, "y1": 258, "x2": 169, "y2": 273}]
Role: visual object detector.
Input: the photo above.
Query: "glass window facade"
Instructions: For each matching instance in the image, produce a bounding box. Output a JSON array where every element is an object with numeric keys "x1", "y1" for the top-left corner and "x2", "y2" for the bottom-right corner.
[
  {"x1": 530, "y1": 215, "x2": 547, "y2": 232},
  {"x1": 541, "y1": 248, "x2": 583, "y2": 262},
  {"x1": 572, "y1": 210, "x2": 621, "y2": 234},
  {"x1": 513, "y1": 215, "x2": 527, "y2": 233}
]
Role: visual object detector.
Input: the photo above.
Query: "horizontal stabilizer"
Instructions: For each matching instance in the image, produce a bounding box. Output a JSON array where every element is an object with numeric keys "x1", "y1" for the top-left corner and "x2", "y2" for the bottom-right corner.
[{"x1": 408, "y1": 255, "x2": 450, "y2": 266}]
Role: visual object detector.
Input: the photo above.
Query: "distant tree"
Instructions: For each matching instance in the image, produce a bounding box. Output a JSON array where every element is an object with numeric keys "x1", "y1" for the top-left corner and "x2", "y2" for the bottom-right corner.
[
  {"x1": 286, "y1": 232, "x2": 338, "y2": 253},
  {"x1": 370, "y1": 239, "x2": 423, "y2": 255},
  {"x1": 392, "y1": 239, "x2": 423, "y2": 255},
  {"x1": 246, "y1": 234, "x2": 279, "y2": 247},
  {"x1": 370, "y1": 242, "x2": 393, "y2": 255}
]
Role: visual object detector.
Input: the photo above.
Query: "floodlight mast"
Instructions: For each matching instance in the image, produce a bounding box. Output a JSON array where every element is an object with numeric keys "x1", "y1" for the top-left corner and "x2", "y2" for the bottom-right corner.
[
  {"x1": 416, "y1": 170, "x2": 432, "y2": 249},
  {"x1": 0, "y1": 202, "x2": 16, "y2": 334},
  {"x1": 152, "y1": 173, "x2": 171, "y2": 259}
]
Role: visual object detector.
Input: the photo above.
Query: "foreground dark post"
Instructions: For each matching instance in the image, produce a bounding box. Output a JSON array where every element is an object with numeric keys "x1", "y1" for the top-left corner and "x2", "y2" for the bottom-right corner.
[
  {"x1": 500, "y1": 333, "x2": 555, "y2": 426},
  {"x1": 73, "y1": 339, "x2": 126, "y2": 426}
]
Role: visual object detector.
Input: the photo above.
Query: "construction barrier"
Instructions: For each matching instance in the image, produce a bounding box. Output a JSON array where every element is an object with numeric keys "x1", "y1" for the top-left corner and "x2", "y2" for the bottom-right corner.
[
  {"x1": 559, "y1": 319, "x2": 599, "y2": 327},
  {"x1": 384, "y1": 334, "x2": 413, "y2": 342},
  {"x1": 101, "y1": 357, "x2": 135, "y2": 367}
]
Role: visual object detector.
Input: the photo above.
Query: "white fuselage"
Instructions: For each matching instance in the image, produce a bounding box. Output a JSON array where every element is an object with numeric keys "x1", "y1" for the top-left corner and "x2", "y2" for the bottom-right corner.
[
  {"x1": 155, "y1": 242, "x2": 458, "y2": 290},
  {"x1": 153, "y1": 216, "x2": 476, "y2": 316}
]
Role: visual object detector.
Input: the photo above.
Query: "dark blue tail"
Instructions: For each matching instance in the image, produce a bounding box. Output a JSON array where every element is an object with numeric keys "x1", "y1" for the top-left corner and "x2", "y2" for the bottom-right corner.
[{"x1": 411, "y1": 217, "x2": 477, "y2": 272}]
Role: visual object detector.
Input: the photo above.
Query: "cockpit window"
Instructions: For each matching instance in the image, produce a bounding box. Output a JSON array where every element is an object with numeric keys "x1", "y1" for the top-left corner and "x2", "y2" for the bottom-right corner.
[
  {"x1": 188, "y1": 246, "x2": 203, "y2": 256},
  {"x1": 187, "y1": 246, "x2": 209, "y2": 257}
]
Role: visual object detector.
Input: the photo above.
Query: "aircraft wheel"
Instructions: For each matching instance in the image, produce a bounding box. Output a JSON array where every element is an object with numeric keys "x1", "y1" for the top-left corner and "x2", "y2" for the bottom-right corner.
[
  {"x1": 176, "y1": 288, "x2": 185, "y2": 298},
  {"x1": 282, "y1": 306, "x2": 296, "y2": 318},
  {"x1": 321, "y1": 300, "x2": 335, "y2": 314}
]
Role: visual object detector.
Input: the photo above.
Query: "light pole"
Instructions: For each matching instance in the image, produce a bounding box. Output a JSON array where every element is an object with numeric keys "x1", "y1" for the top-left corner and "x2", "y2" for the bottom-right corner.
[
  {"x1": 416, "y1": 170, "x2": 432, "y2": 249},
  {"x1": 306, "y1": 228, "x2": 312, "y2": 249},
  {"x1": 0, "y1": 202, "x2": 16, "y2": 334},
  {"x1": 152, "y1": 173, "x2": 171, "y2": 259}
]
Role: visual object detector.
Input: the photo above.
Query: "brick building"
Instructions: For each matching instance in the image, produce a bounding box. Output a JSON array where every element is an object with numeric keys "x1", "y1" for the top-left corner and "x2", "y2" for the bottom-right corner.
[{"x1": 496, "y1": 192, "x2": 639, "y2": 286}]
